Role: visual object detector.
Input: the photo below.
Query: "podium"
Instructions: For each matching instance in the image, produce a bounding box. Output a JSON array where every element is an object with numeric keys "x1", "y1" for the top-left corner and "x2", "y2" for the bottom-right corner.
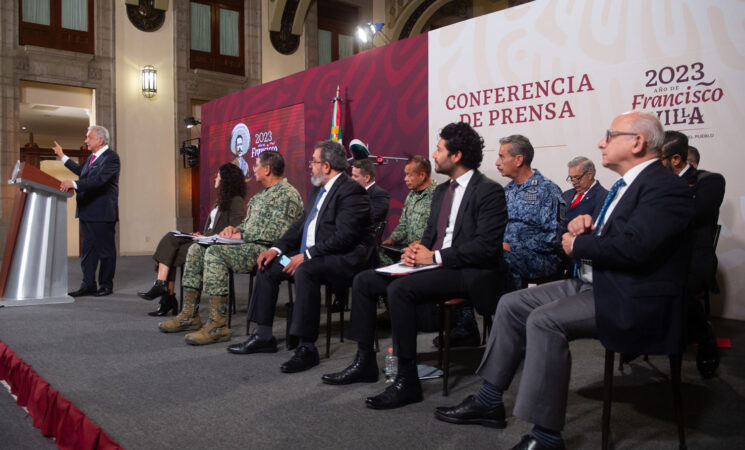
[{"x1": 1, "y1": 161, "x2": 74, "y2": 306}]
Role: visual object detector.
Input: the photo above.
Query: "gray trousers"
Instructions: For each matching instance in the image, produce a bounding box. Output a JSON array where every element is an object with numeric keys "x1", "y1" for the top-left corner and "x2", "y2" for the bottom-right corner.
[{"x1": 476, "y1": 279, "x2": 596, "y2": 431}]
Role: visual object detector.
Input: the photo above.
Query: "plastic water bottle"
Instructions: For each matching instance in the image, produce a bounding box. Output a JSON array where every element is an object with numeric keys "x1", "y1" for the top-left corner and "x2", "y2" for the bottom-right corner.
[{"x1": 384, "y1": 347, "x2": 397, "y2": 382}]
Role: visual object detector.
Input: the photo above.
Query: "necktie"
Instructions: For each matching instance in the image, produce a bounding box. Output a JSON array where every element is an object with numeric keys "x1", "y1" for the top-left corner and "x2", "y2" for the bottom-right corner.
[
  {"x1": 88, "y1": 154, "x2": 96, "y2": 167},
  {"x1": 570, "y1": 191, "x2": 584, "y2": 208},
  {"x1": 300, "y1": 186, "x2": 326, "y2": 253},
  {"x1": 433, "y1": 181, "x2": 457, "y2": 251},
  {"x1": 594, "y1": 178, "x2": 626, "y2": 235}
]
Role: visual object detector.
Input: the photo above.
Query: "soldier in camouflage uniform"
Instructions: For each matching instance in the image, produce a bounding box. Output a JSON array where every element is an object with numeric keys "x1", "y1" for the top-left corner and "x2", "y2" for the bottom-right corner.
[
  {"x1": 159, "y1": 151, "x2": 303, "y2": 345},
  {"x1": 496, "y1": 135, "x2": 565, "y2": 290},
  {"x1": 379, "y1": 155, "x2": 437, "y2": 266}
]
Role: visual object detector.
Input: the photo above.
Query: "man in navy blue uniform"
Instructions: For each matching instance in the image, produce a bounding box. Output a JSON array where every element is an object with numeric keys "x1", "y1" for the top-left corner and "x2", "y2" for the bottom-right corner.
[{"x1": 54, "y1": 125, "x2": 120, "y2": 297}]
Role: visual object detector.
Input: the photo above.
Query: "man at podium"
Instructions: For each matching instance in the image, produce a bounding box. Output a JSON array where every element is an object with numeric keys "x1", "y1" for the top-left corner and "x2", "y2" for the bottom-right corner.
[{"x1": 53, "y1": 125, "x2": 120, "y2": 297}]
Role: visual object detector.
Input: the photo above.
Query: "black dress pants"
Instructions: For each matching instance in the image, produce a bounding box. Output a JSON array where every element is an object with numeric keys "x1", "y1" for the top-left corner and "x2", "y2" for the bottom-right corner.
[
  {"x1": 348, "y1": 267, "x2": 469, "y2": 362},
  {"x1": 79, "y1": 220, "x2": 116, "y2": 291}
]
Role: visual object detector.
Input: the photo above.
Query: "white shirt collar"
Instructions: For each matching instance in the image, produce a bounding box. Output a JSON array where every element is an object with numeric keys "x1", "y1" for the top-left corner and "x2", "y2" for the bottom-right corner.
[
  {"x1": 365, "y1": 181, "x2": 375, "y2": 190},
  {"x1": 678, "y1": 164, "x2": 691, "y2": 177},
  {"x1": 621, "y1": 158, "x2": 658, "y2": 187},
  {"x1": 451, "y1": 169, "x2": 475, "y2": 189},
  {"x1": 321, "y1": 172, "x2": 342, "y2": 193},
  {"x1": 92, "y1": 145, "x2": 109, "y2": 159}
]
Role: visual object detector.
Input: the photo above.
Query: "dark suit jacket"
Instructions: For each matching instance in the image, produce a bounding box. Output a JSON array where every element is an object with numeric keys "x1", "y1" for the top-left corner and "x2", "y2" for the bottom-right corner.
[
  {"x1": 274, "y1": 173, "x2": 374, "y2": 277},
  {"x1": 203, "y1": 196, "x2": 246, "y2": 235},
  {"x1": 420, "y1": 170, "x2": 507, "y2": 316},
  {"x1": 681, "y1": 167, "x2": 725, "y2": 293},
  {"x1": 573, "y1": 161, "x2": 694, "y2": 355},
  {"x1": 562, "y1": 182, "x2": 608, "y2": 224},
  {"x1": 367, "y1": 182, "x2": 390, "y2": 223},
  {"x1": 64, "y1": 148, "x2": 120, "y2": 222}
]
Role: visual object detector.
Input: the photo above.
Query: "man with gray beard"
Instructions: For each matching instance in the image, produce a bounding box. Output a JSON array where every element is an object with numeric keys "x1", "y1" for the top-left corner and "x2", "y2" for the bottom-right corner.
[{"x1": 229, "y1": 140, "x2": 375, "y2": 374}]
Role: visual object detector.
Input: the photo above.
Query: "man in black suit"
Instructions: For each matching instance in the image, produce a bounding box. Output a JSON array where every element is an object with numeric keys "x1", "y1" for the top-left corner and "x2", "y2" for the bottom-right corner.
[
  {"x1": 660, "y1": 131, "x2": 726, "y2": 377},
  {"x1": 435, "y1": 111, "x2": 693, "y2": 450},
  {"x1": 561, "y1": 156, "x2": 607, "y2": 224},
  {"x1": 53, "y1": 126, "x2": 120, "y2": 297},
  {"x1": 321, "y1": 122, "x2": 507, "y2": 410},
  {"x1": 351, "y1": 158, "x2": 390, "y2": 223},
  {"x1": 227, "y1": 140, "x2": 374, "y2": 373}
]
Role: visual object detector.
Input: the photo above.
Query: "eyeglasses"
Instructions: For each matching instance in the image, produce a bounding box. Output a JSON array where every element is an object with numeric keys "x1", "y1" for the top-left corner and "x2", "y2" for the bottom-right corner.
[
  {"x1": 566, "y1": 172, "x2": 588, "y2": 183},
  {"x1": 605, "y1": 129, "x2": 638, "y2": 143},
  {"x1": 308, "y1": 159, "x2": 323, "y2": 166}
]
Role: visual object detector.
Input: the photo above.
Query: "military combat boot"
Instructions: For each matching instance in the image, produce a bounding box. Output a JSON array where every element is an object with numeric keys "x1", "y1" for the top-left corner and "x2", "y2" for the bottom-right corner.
[
  {"x1": 184, "y1": 296, "x2": 231, "y2": 345},
  {"x1": 158, "y1": 289, "x2": 202, "y2": 333}
]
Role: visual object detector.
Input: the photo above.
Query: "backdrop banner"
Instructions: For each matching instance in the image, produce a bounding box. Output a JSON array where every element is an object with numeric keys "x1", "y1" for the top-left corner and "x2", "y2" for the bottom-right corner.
[{"x1": 428, "y1": 0, "x2": 745, "y2": 319}]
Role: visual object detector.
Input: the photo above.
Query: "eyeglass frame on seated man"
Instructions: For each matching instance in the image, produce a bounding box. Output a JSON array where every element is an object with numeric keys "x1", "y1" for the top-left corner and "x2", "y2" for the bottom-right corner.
[{"x1": 604, "y1": 129, "x2": 639, "y2": 143}]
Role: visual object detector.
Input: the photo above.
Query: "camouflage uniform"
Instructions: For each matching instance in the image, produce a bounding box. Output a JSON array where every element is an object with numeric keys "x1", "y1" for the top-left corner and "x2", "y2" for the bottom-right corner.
[
  {"x1": 182, "y1": 178, "x2": 303, "y2": 295},
  {"x1": 379, "y1": 181, "x2": 437, "y2": 266},
  {"x1": 159, "y1": 179, "x2": 302, "y2": 343},
  {"x1": 503, "y1": 169, "x2": 565, "y2": 289}
]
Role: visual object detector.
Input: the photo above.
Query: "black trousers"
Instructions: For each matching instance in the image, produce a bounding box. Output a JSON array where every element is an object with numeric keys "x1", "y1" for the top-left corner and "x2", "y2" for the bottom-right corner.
[
  {"x1": 79, "y1": 220, "x2": 116, "y2": 290},
  {"x1": 248, "y1": 252, "x2": 355, "y2": 342},
  {"x1": 348, "y1": 267, "x2": 469, "y2": 362}
]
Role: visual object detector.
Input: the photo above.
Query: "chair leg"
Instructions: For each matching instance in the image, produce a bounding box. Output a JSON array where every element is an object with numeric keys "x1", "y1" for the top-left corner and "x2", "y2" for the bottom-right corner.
[
  {"x1": 339, "y1": 288, "x2": 346, "y2": 343},
  {"x1": 482, "y1": 314, "x2": 492, "y2": 346},
  {"x1": 669, "y1": 354, "x2": 687, "y2": 450},
  {"x1": 438, "y1": 302, "x2": 445, "y2": 369},
  {"x1": 178, "y1": 265, "x2": 184, "y2": 313},
  {"x1": 246, "y1": 272, "x2": 255, "y2": 336},
  {"x1": 602, "y1": 349, "x2": 614, "y2": 450},
  {"x1": 285, "y1": 281, "x2": 294, "y2": 350},
  {"x1": 325, "y1": 285, "x2": 332, "y2": 359},
  {"x1": 227, "y1": 271, "x2": 235, "y2": 329},
  {"x1": 443, "y1": 306, "x2": 452, "y2": 396}
]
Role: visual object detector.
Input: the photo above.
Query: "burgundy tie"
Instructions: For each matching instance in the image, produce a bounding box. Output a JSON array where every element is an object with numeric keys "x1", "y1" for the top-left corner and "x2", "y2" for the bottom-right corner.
[
  {"x1": 433, "y1": 180, "x2": 457, "y2": 251},
  {"x1": 570, "y1": 191, "x2": 584, "y2": 208},
  {"x1": 88, "y1": 154, "x2": 96, "y2": 167}
]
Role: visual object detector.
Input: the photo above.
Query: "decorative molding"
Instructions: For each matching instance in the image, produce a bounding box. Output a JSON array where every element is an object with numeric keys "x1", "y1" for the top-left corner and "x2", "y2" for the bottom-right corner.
[
  {"x1": 269, "y1": 0, "x2": 301, "y2": 55},
  {"x1": 126, "y1": 0, "x2": 167, "y2": 32}
]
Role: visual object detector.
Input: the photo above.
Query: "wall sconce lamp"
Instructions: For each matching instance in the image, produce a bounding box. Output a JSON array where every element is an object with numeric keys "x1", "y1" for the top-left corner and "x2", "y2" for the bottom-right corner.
[
  {"x1": 142, "y1": 65, "x2": 157, "y2": 98},
  {"x1": 184, "y1": 117, "x2": 201, "y2": 128}
]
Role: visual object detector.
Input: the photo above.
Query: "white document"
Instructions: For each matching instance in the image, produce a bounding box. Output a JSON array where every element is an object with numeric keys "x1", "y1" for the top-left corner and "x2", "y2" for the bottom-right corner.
[{"x1": 375, "y1": 262, "x2": 439, "y2": 276}]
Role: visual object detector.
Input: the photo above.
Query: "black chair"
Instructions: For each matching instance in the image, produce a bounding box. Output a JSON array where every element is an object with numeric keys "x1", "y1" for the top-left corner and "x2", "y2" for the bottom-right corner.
[
  {"x1": 436, "y1": 298, "x2": 492, "y2": 396},
  {"x1": 285, "y1": 279, "x2": 348, "y2": 358},
  {"x1": 602, "y1": 350, "x2": 686, "y2": 450},
  {"x1": 226, "y1": 267, "x2": 257, "y2": 330}
]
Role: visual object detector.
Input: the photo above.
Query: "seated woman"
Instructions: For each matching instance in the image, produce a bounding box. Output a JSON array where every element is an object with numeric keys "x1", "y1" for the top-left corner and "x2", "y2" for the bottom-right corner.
[{"x1": 138, "y1": 163, "x2": 246, "y2": 316}]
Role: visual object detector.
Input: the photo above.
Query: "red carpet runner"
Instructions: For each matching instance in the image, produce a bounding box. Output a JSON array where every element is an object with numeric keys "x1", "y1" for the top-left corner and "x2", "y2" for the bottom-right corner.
[{"x1": 0, "y1": 341, "x2": 121, "y2": 449}]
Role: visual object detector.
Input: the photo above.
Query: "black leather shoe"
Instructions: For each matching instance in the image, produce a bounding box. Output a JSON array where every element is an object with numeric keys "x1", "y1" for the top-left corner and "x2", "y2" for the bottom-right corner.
[
  {"x1": 280, "y1": 346, "x2": 320, "y2": 373},
  {"x1": 69, "y1": 288, "x2": 97, "y2": 297},
  {"x1": 138, "y1": 280, "x2": 168, "y2": 301},
  {"x1": 321, "y1": 351, "x2": 379, "y2": 385},
  {"x1": 433, "y1": 326, "x2": 481, "y2": 348},
  {"x1": 95, "y1": 287, "x2": 113, "y2": 297},
  {"x1": 226, "y1": 334, "x2": 278, "y2": 354},
  {"x1": 365, "y1": 373, "x2": 423, "y2": 409},
  {"x1": 696, "y1": 338, "x2": 720, "y2": 379},
  {"x1": 509, "y1": 435, "x2": 565, "y2": 450},
  {"x1": 434, "y1": 395, "x2": 506, "y2": 428},
  {"x1": 148, "y1": 294, "x2": 178, "y2": 317}
]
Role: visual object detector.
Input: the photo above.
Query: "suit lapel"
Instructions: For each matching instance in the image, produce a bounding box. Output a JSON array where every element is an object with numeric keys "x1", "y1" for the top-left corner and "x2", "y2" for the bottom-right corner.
[{"x1": 314, "y1": 174, "x2": 345, "y2": 232}]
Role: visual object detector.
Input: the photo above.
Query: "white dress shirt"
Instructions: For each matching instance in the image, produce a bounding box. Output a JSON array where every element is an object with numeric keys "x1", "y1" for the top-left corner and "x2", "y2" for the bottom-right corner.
[{"x1": 434, "y1": 169, "x2": 475, "y2": 264}]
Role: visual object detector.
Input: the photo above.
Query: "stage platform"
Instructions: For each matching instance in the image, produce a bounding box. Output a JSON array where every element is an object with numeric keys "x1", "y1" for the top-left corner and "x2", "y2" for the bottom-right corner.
[{"x1": 1, "y1": 256, "x2": 743, "y2": 449}]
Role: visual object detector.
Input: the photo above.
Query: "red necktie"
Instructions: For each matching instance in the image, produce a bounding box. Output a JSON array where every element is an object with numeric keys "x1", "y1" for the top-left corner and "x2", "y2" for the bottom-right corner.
[
  {"x1": 88, "y1": 154, "x2": 96, "y2": 167},
  {"x1": 570, "y1": 191, "x2": 584, "y2": 208},
  {"x1": 433, "y1": 181, "x2": 457, "y2": 251}
]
